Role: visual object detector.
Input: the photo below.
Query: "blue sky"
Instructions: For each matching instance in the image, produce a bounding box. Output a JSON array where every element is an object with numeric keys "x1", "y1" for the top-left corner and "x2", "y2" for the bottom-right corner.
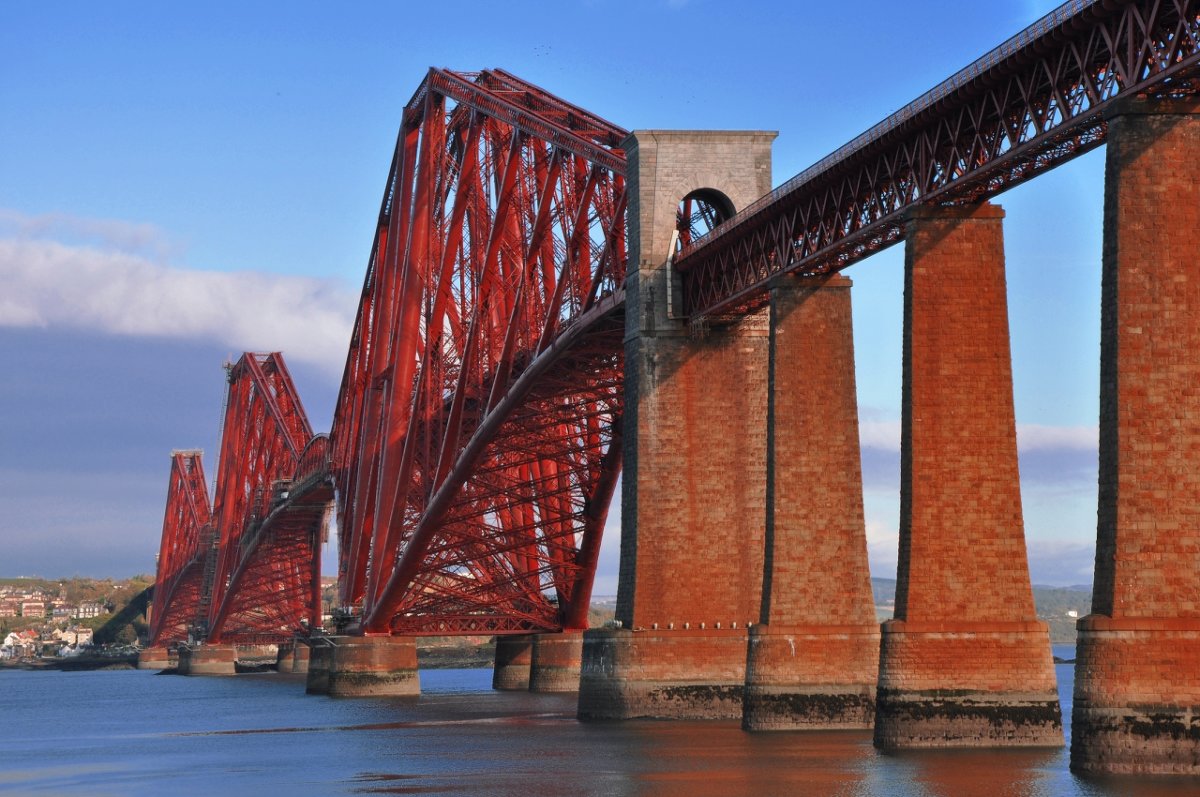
[{"x1": 0, "y1": 0, "x2": 1098, "y2": 591}]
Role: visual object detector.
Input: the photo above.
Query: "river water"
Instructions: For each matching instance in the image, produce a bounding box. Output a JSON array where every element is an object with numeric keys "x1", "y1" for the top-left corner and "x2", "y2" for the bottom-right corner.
[{"x1": 1, "y1": 648, "x2": 1196, "y2": 796}]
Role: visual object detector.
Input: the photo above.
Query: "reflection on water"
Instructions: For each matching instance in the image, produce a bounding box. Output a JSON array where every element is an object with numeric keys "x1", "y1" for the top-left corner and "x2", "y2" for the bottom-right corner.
[
  {"x1": 884, "y1": 748, "x2": 1064, "y2": 797},
  {"x1": 1, "y1": 654, "x2": 1198, "y2": 796}
]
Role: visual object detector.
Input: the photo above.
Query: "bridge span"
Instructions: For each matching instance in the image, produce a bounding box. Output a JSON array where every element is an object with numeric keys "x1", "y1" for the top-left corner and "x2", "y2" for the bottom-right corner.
[{"x1": 144, "y1": 0, "x2": 1200, "y2": 776}]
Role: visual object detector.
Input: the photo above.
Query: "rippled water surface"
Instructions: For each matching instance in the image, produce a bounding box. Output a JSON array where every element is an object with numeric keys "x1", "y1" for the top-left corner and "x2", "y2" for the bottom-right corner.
[{"x1": 1, "y1": 650, "x2": 1196, "y2": 796}]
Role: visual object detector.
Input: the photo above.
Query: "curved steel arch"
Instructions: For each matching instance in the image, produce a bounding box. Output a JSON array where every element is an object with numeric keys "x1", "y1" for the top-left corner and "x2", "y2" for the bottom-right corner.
[
  {"x1": 147, "y1": 557, "x2": 208, "y2": 647},
  {"x1": 207, "y1": 437, "x2": 331, "y2": 643}
]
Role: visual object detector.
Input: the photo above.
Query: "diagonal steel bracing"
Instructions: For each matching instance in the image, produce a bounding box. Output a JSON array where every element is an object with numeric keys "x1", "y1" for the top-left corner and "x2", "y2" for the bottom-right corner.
[
  {"x1": 330, "y1": 69, "x2": 628, "y2": 636},
  {"x1": 147, "y1": 451, "x2": 211, "y2": 647},
  {"x1": 201, "y1": 353, "x2": 328, "y2": 645},
  {"x1": 676, "y1": 0, "x2": 1200, "y2": 320}
]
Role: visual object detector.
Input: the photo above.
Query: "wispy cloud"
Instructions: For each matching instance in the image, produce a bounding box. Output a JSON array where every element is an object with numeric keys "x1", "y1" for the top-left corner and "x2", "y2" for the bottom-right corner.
[
  {"x1": 0, "y1": 208, "x2": 179, "y2": 261},
  {"x1": 1027, "y1": 538, "x2": 1095, "y2": 588},
  {"x1": 0, "y1": 214, "x2": 356, "y2": 376},
  {"x1": 865, "y1": 516, "x2": 899, "y2": 579},
  {"x1": 858, "y1": 416, "x2": 1097, "y2": 455},
  {"x1": 1016, "y1": 423, "x2": 1097, "y2": 451},
  {"x1": 859, "y1": 418, "x2": 901, "y2": 450}
]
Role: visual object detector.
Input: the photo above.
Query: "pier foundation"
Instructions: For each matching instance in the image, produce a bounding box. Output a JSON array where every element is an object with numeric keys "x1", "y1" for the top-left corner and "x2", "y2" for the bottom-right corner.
[
  {"x1": 304, "y1": 636, "x2": 419, "y2": 697},
  {"x1": 305, "y1": 640, "x2": 333, "y2": 694},
  {"x1": 178, "y1": 643, "x2": 237, "y2": 676},
  {"x1": 277, "y1": 641, "x2": 311, "y2": 674},
  {"x1": 330, "y1": 636, "x2": 418, "y2": 697},
  {"x1": 136, "y1": 645, "x2": 174, "y2": 671},
  {"x1": 579, "y1": 628, "x2": 749, "y2": 719},
  {"x1": 529, "y1": 631, "x2": 583, "y2": 693},
  {"x1": 492, "y1": 634, "x2": 533, "y2": 691}
]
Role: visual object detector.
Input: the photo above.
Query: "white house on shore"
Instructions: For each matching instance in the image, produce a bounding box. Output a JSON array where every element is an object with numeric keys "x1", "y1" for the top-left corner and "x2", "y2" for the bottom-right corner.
[{"x1": 1, "y1": 630, "x2": 40, "y2": 659}]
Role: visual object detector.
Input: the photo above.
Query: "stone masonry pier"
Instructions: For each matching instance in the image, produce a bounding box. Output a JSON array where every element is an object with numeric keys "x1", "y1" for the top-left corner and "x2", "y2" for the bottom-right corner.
[{"x1": 874, "y1": 203, "x2": 1062, "y2": 749}]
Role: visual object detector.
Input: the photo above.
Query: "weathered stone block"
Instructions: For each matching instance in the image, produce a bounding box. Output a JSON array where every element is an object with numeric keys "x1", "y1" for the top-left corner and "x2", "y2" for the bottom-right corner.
[
  {"x1": 307, "y1": 636, "x2": 419, "y2": 697},
  {"x1": 530, "y1": 631, "x2": 583, "y2": 693},
  {"x1": 493, "y1": 633, "x2": 534, "y2": 691},
  {"x1": 578, "y1": 628, "x2": 749, "y2": 720},
  {"x1": 178, "y1": 643, "x2": 237, "y2": 676}
]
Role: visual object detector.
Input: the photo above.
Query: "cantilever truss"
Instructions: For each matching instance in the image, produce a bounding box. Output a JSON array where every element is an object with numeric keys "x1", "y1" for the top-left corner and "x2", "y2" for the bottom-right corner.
[
  {"x1": 147, "y1": 451, "x2": 211, "y2": 647},
  {"x1": 330, "y1": 68, "x2": 628, "y2": 635},
  {"x1": 204, "y1": 353, "x2": 326, "y2": 644},
  {"x1": 676, "y1": 0, "x2": 1200, "y2": 319}
]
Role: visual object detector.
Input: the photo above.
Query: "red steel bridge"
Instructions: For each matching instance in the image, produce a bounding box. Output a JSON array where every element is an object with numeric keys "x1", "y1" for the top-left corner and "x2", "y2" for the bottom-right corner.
[
  {"x1": 149, "y1": 0, "x2": 1200, "y2": 645},
  {"x1": 148, "y1": 353, "x2": 329, "y2": 647}
]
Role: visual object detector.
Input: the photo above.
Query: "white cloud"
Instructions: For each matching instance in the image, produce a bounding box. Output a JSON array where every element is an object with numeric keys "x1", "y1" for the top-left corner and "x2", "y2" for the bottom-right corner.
[
  {"x1": 865, "y1": 516, "x2": 899, "y2": 580},
  {"x1": 1016, "y1": 423, "x2": 1097, "y2": 452},
  {"x1": 859, "y1": 418, "x2": 900, "y2": 450},
  {"x1": 0, "y1": 208, "x2": 178, "y2": 261},
  {"x1": 1026, "y1": 538, "x2": 1095, "y2": 587},
  {"x1": 858, "y1": 416, "x2": 1097, "y2": 454},
  {"x1": 0, "y1": 228, "x2": 356, "y2": 377}
]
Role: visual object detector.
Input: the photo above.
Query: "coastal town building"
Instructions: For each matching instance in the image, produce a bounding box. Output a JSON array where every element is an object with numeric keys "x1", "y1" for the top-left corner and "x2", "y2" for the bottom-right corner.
[
  {"x1": 20, "y1": 601, "x2": 46, "y2": 618},
  {"x1": 52, "y1": 626, "x2": 93, "y2": 647},
  {"x1": 1, "y1": 630, "x2": 41, "y2": 659},
  {"x1": 75, "y1": 601, "x2": 105, "y2": 619}
]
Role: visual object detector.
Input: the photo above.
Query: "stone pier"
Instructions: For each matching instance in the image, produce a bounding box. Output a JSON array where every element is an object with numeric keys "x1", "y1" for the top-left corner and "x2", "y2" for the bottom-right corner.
[
  {"x1": 303, "y1": 636, "x2": 419, "y2": 697},
  {"x1": 136, "y1": 645, "x2": 174, "y2": 671},
  {"x1": 529, "y1": 632, "x2": 583, "y2": 693},
  {"x1": 874, "y1": 203, "x2": 1062, "y2": 749},
  {"x1": 276, "y1": 641, "x2": 311, "y2": 674},
  {"x1": 178, "y1": 643, "x2": 237, "y2": 676},
  {"x1": 579, "y1": 627, "x2": 751, "y2": 719},
  {"x1": 1071, "y1": 96, "x2": 1200, "y2": 775},
  {"x1": 742, "y1": 274, "x2": 879, "y2": 731},
  {"x1": 578, "y1": 130, "x2": 777, "y2": 720},
  {"x1": 305, "y1": 640, "x2": 333, "y2": 694},
  {"x1": 492, "y1": 634, "x2": 534, "y2": 691}
]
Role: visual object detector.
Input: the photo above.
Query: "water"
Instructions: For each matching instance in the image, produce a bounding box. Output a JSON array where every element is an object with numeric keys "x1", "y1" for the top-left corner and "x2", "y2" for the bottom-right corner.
[{"x1": 1, "y1": 647, "x2": 1196, "y2": 796}]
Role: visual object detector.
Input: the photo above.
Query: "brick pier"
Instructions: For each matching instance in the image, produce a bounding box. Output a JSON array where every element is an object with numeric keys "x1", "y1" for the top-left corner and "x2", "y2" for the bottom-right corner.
[
  {"x1": 177, "y1": 643, "x2": 237, "y2": 676},
  {"x1": 1071, "y1": 96, "x2": 1200, "y2": 775},
  {"x1": 529, "y1": 631, "x2": 584, "y2": 693},
  {"x1": 492, "y1": 634, "x2": 533, "y2": 691},
  {"x1": 874, "y1": 203, "x2": 1062, "y2": 749},
  {"x1": 303, "y1": 636, "x2": 419, "y2": 697},
  {"x1": 742, "y1": 274, "x2": 879, "y2": 731},
  {"x1": 136, "y1": 645, "x2": 174, "y2": 671},
  {"x1": 276, "y1": 640, "x2": 311, "y2": 674},
  {"x1": 578, "y1": 130, "x2": 776, "y2": 719}
]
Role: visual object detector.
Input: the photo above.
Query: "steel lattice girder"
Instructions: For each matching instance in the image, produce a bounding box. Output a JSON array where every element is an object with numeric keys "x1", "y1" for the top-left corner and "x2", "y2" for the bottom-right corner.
[
  {"x1": 147, "y1": 451, "x2": 211, "y2": 646},
  {"x1": 204, "y1": 353, "x2": 326, "y2": 644},
  {"x1": 675, "y1": 0, "x2": 1200, "y2": 320},
  {"x1": 329, "y1": 68, "x2": 629, "y2": 635}
]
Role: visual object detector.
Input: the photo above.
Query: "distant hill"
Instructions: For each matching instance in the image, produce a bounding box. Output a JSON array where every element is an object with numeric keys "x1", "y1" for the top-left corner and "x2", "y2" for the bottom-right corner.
[{"x1": 871, "y1": 578, "x2": 1090, "y2": 644}]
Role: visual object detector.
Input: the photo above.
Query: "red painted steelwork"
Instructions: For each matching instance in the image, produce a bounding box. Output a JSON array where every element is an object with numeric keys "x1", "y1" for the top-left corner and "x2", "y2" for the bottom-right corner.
[
  {"x1": 150, "y1": 0, "x2": 1200, "y2": 647},
  {"x1": 147, "y1": 451, "x2": 212, "y2": 647},
  {"x1": 203, "y1": 353, "x2": 326, "y2": 644},
  {"x1": 330, "y1": 68, "x2": 628, "y2": 636},
  {"x1": 676, "y1": 0, "x2": 1200, "y2": 320}
]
